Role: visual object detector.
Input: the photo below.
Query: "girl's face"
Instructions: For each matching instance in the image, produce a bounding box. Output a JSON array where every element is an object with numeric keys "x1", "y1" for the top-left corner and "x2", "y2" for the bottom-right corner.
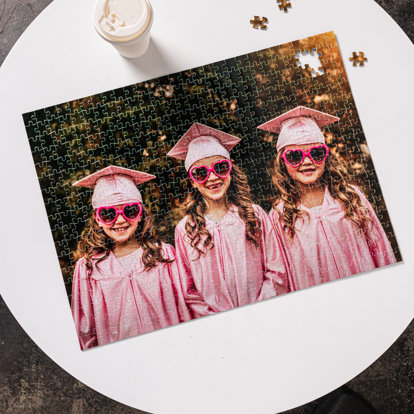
[
  {"x1": 282, "y1": 143, "x2": 326, "y2": 186},
  {"x1": 95, "y1": 204, "x2": 141, "y2": 244},
  {"x1": 190, "y1": 155, "x2": 232, "y2": 202}
]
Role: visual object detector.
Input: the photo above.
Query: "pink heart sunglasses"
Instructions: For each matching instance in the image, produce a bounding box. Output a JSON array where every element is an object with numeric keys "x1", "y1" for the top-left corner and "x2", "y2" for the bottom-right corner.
[
  {"x1": 189, "y1": 159, "x2": 232, "y2": 184},
  {"x1": 95, "y1": 202, "x2": 143, "y2": 226},
  {"x1": 281, "y1": 144, "x2": 329, "y2": 168}
]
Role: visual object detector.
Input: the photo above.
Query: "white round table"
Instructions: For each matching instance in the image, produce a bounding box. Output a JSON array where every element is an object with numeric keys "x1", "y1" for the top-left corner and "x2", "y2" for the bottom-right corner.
[{"x1": 0, "y1": 0, "x2": 413, "y2": 413}]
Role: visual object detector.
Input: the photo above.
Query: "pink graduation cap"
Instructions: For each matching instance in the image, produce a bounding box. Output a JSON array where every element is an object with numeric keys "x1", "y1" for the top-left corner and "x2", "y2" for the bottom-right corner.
[
  {"x1": 72, "y1": 165, "x2": 156, "y2": 209},
  {"x1": 257, "y1": 106, "x2": 339, "y2": 151},
  {"x1": 167, "y1": 122, "x2": 241, "y2": 170}
]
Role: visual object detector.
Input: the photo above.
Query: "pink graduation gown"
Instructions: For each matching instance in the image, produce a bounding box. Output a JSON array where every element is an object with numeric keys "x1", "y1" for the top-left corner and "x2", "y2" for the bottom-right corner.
[
  {"x1": 71, "y1": 243, "x2": 192, "y2": 350},
  {"x1": 174, "y1": 204, "x2": 289, "y2": 318},
  {"x1": 268, "y1": 186, "x2": 397, "y2": 291}
]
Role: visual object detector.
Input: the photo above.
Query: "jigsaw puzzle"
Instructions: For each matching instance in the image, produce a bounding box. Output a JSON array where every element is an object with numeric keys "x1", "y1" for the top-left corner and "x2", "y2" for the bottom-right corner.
[{"x1": 22, "y1": 31, "x2": 401, "y2": 350}]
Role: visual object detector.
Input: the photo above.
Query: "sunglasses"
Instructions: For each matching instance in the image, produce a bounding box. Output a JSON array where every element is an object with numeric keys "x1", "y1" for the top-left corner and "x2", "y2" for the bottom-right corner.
[
  {"x1": 281, "y1": 144, "x2": 329, "y2": 168},
  {"x1": 95, "y1": 203, "x2": 143, "y2": 226},
  {"x1": 189, "y1": 159, "x2": 232, "y2": 184}
]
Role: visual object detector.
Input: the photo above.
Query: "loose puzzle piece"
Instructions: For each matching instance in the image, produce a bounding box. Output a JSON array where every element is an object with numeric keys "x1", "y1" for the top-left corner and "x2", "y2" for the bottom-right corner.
[
  {"x1": 22, "y1": 31, "x2": 401, "y2": 350},
  {"x1": 349, "y1": 51, "x2": 368, "y2": 67},
  {"x1": 277, "y1": 0, "x2": 292, "y2": 12},
  {"x1": 250, "y1": 16, "x2": 268, "y2": 30}
]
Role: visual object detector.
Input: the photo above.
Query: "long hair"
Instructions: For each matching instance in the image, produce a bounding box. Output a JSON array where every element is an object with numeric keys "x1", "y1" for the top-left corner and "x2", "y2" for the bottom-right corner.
[
  {"x1": 74, "y1": 206, "x2": 171, "y2": 275},
  {"x1": 269, "y1": 150, "x2": 372, "y2": 238},
  {"x1": 182, "y1": 163, "x2": 261, "y2": 258}
]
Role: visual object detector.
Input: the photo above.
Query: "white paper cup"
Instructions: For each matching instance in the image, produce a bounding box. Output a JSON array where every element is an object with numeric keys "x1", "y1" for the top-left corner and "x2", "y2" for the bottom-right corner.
[{"x1": 93, "y1": 0, "x2": 154, "y2": 58}]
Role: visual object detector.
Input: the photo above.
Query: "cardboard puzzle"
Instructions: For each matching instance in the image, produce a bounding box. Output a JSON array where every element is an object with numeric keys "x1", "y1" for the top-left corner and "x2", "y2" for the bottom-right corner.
[{"x1": 22, "y1": 31, "x2": 401, "y2": 350}]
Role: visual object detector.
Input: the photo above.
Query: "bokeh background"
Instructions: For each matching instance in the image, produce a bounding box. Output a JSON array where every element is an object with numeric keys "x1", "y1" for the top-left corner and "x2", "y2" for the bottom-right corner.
[
  {"x1": 23, "y1": 31, "x2": 400, "y2": 302},
  {"x1": 1, "y1": 1, "x2": 412, "y2": 413}
]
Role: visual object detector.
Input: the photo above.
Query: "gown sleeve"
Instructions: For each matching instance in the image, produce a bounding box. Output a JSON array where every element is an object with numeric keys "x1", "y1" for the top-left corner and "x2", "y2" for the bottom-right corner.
[
  {"x1": 255, "y1": 205, "x2": 290, "y2": 301},
  {"x1": 354, "y1": 187, "x2": 397, "y2": 266},
  {"x1": 268, "y1": 207, "x2": 298, "y2": 292},
  {"x1": 163, "y1": 244, "x2": 193, "y2": 323},
  {"x1": 174, "y1": 225, "x2": 216, "y2": 318},
  {"x1": 71, "y1": 258, "x2": 98, "y2": 350}
]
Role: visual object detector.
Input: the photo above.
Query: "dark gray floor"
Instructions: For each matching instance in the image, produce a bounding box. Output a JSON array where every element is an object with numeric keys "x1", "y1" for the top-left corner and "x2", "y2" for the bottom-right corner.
[{"x1": 1, "y1": 1, "x2": 413, "y2": 413}]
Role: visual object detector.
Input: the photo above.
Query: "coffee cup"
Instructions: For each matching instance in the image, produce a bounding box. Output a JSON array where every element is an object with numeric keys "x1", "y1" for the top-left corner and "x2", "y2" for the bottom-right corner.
[{"x1": 93, "y1": 0, "x2": 154, "y2": 58}]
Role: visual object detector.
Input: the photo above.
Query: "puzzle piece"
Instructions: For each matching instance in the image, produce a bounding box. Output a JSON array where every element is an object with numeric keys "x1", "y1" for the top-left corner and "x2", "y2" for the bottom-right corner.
[
  {"x1": 277, "y1": 0, "x2": 292, "y2": 12},
  {"x1": 349, "y1": 51, "x2": 368, "y2": 67},
  {"x1": 250, "y1": 16, "x2": 268, "y2": 30}
]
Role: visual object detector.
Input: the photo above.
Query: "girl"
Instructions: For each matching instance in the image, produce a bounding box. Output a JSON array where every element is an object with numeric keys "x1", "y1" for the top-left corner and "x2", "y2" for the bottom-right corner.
[
  {"x1": 168, "y1": 122, "x2": 289, "y2": 318},
  {"x1": 258, "y1": 106, "x2": 397, "y2": 291},
  {"x1": 71, "y1": 165, "x2": 191, "y2": 350}
]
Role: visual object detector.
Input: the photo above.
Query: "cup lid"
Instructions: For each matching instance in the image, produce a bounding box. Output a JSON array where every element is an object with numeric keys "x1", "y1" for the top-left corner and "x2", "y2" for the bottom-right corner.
[{"x1": 93, "y1": 0, "x2": 151, "y2": 42}]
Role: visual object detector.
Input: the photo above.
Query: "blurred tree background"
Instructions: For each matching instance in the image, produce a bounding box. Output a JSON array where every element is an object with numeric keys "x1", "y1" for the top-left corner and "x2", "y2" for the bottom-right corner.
[{"x1": 23, "y1": 31, "x2": 401, "y2": 302}]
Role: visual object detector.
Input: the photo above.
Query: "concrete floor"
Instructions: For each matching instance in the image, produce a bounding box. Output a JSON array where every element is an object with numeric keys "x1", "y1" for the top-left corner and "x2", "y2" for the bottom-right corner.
[{"x1": 0, "y1": 0, "x2": 413, "y2": 412}]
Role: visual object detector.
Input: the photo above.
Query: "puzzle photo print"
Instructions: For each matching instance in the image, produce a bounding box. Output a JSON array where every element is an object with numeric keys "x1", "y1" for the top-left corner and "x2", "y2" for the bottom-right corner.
[{"x1": 22, "y1": 31, "x2": 401, "y2": 350}]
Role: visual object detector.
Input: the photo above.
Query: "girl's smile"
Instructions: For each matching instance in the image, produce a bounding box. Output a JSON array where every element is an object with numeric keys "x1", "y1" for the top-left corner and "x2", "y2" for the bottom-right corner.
[
  {"x1": 204, "y1": 180, "x2": 224, "y2": 191},
  {"x1": 297, "y1": 165, "x2": 317, "y2": 176},
  {"x1": 111, "y1": 224, "x2": 131, "y2": 233}
]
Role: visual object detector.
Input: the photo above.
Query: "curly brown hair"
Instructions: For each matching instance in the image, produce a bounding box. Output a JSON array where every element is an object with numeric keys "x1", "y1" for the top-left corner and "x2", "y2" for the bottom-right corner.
[
  {"x1": 74, "y1": 206, "x2": 171, "y2": 275},
  {"x1": 182, "y1": 162, "x2": 261, "y2": 258},
  {"x1": 269, "y1": 150, "x2": 373, "y2": 238}
]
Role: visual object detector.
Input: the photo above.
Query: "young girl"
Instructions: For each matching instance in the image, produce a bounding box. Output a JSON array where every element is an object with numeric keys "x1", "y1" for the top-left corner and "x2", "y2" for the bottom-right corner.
[
  {"x1": 71, "y1": 165, "x2": 191, "y2": 350},
  {"x1": 258, "y1": 106, "x2": 397, "y2": 291},
  {"x1": 167, "y1": 122, "x2": 289, "y2": 318}
]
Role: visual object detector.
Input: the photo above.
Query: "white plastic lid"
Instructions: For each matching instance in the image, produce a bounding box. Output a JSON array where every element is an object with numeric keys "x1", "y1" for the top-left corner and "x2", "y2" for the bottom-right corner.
[{"x1": 93, "y1": 0, "x2": 151, "y2": 42}]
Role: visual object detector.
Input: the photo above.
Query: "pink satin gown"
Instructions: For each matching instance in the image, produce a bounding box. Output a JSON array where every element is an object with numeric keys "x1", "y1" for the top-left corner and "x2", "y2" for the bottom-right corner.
[
  {"x1": 71, "y1": 243, "x2": 192, "y2": 350},
  {"x1": 268, "y1": 186, "x2": 397, "y2": 291},
  {"x1": 174, "y1": 204, "x2": 289, "y2": 318}
]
